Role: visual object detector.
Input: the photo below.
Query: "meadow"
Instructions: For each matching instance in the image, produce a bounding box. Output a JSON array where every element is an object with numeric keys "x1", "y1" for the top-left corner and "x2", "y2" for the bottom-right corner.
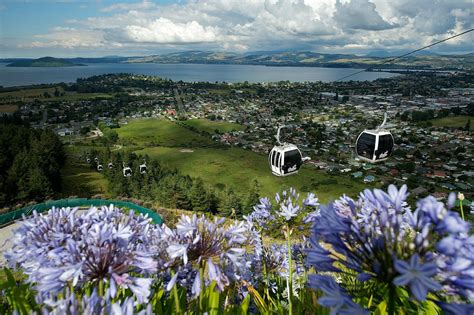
[
  {"x1": 430, "y1": 115, "x2": 473, "y2": 130},
  {"x1": 117, "y1": 118, "x2": 369, "y2": 202},
  {"x1": 0, "y1": 86, "x2": 113, "y2": 104}
]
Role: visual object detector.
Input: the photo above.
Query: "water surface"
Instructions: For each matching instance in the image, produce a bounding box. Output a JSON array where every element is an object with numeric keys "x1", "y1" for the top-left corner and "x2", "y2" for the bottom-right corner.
[{"x1": 0, "y1": 63, "x2": 399, "y2": 87}]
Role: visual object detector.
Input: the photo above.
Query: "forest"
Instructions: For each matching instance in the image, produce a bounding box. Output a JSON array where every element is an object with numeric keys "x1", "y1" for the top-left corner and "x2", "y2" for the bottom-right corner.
[{"x1": 0, "y1": 117, "x2": 64, "y2": 207}]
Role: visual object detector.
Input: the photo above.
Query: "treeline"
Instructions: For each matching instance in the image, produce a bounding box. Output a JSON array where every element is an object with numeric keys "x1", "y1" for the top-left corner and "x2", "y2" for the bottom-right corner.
[
  {"x1": 88, "y1": 151, "x2": 259, "y2": 216},
  {"x1": 0, "y1": 120, "x2": 64, "y2": 207}
]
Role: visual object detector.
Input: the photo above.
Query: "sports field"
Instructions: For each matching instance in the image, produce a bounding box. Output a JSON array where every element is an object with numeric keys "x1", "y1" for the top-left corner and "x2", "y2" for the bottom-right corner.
[
  {"x1": 430, "y1": 115, "x2": 473, "y2": 130},
  {"x1": 118, "y1": 118, "x2": 369, "y2": 202},
  {"x1": 181, "y1": 119, "x2": 244, "y2": 134}
]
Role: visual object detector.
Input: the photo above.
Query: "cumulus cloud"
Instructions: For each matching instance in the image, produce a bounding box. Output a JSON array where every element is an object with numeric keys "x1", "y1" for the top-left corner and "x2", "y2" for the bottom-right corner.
[
  {"x1": 16, "y1": 0, "x2": 472, "y2": 54},
  {"x1": 334, "y1": 0, "x2": 398, "y2": 31},
  {"x1": 123, "y1": 18, "x2": 218, "y2": 43}
]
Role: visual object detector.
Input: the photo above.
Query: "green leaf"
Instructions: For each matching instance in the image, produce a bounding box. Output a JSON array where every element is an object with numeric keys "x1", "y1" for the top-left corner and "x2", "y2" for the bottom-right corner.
[{"x1": 374, "y1": 300, "x2": 387, "y2": 315}]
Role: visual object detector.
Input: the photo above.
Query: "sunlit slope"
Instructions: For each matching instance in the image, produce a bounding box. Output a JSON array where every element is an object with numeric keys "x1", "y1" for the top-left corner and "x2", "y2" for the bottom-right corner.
[{"x1": 118, "y1": 118, "x2": 369, "y2": 202}]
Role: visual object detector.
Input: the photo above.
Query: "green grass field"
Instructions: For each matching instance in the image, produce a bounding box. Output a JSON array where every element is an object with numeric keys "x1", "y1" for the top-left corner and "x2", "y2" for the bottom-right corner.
[
  {"x1": 0, "y1": 86, "x2": 112, "y2": 104},
  {"x1": 430, "y1": 116, "x2": 473, "y2": 130},
  {"x1": 181, "y1": 119, "x2": 244, "y2": 134},
  {"x1": 116, "y1": 118, "x2": 369, "y2": 202},
  {"x1": 60, "y1": 146, "x2": 109, "y2": 198},
  {"x1": 136, "y1": 146, "x2": 368, "y2": 202},
  {"x1": 117, "y1": 119, "x2": 215, "y2": 147}
]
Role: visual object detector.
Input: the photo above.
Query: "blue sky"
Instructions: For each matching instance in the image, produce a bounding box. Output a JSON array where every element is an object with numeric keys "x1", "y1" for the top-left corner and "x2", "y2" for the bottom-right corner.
[{"x1": 1, "y1": 0, "x2": 472, "y2": 58}]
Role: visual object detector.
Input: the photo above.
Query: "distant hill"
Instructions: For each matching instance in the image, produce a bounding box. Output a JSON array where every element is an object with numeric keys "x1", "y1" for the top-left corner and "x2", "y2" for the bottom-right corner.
[
  {"x1": 2, "y1": 52, "x2": 472, "y2": 70},
  {"x1": 125, "y1": 51, "x2": 474, "y2": 70},
  {"x1": 6, "y1": 57, "x2": 85, "y2": 67}
]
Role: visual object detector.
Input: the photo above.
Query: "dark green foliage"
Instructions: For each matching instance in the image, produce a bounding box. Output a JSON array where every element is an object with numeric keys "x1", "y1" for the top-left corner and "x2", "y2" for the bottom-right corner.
[
  {"x1": 0, "y1": 124, "x2": 64, "y2": 206},
  {"x1": 189, "y1": 179, "x2": 211, "y2": 212},
  {"x1": 242, "y1": 179, "x2": 260, "y2": 216},
  {"x1": 0, "y1": 268, "x2": 38, "y2": 314},
  {"x1": 219, "y1": 188, "x2": 241, "y2": 217}
]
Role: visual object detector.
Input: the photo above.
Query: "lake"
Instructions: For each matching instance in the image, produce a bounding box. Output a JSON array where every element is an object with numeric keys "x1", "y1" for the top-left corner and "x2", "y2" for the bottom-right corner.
[{"x1": 0, "y1": 63, "x2": 398, "y2": 87}]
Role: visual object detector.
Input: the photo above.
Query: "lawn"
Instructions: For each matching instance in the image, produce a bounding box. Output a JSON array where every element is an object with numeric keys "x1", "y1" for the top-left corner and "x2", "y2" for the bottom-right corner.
[
  {"x1": 181, "y1": 119, "x2": 244, "y2": 134},
  {"x1": 117, "y1": 119, "x2": 214, "y2": 147},
  {"x1": 137, "y1": 146, "x2": 369, "y2": 203},
  {"x1": 60, "y1": 146, "x2": 109, "y2": 198},
  {"x1": 0, "y1": 105, "x2": 18, "y2": 113},
  {"x1": 0, "y1": 86, "x2": 112, "y2": 104},
  {"x1": 430, "y1": 115, "x2": 473, "y2": 130}
]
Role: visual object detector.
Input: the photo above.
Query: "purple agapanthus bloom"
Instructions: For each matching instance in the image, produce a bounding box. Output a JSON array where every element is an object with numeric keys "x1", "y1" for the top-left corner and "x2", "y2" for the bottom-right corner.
[
  {"x1": 393, "y1": 254, "x2": 441, "y2": 301},
  {"x1": 308, "y1": 275, "x2": 368, "y2": 315},
  {"x1": 5, "y1": 205, "x2": 158, "y2": 304},
  {"x1": 158, "y1": 214, "x2": 250, "y2": 297},
  {"x1": 306, "y1": 185, "x2": 474, "y2": 312}
]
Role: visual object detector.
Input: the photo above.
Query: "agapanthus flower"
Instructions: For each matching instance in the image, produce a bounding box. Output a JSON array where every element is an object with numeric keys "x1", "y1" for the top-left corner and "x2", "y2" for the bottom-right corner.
[
  {"x1": 393, "y1": 254, "x2": 441, "y2": 301},
  {"x1": 306, "y1": 185, "x2": 474, "y2": 313},
  {"x1": 5, "y1": 205, "x2": 158, "y2": 304},
  {"x1": 158, "y1": 214, "x2": 250, "y2": 297}
]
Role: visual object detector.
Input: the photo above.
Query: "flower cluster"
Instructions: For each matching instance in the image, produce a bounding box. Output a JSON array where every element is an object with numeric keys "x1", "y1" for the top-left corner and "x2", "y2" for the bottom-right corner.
[
  {"x1": 244, "y1": 187, "x2": 320, "y2": 231},
  {"x1": 306, "y1": 185, "x2": 474, "y2": 313},
  {"x1": 6, "y1": 205, "x2": 158, "y2": 307},
  {"x1": 156, "y1": 214, "x2": 250, "y2": 297}
]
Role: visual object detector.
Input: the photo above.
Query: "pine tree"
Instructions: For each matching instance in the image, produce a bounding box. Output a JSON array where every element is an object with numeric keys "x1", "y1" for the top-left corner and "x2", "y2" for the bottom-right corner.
[
  {"x1": 242, "y1": 179, "x2": 260, "y2": 216},
  {"x1": 189, "y1": 178, "x2": 210, "y2": 212},
  {"x1": 220, "y1": 188, "x2": 241, "y2": 218}
]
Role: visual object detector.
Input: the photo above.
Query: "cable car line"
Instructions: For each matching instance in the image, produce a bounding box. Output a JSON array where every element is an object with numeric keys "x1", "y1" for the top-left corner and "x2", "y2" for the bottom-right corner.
[{"x1": 334, "y1": 28, "x2": 473, "y2": 82}]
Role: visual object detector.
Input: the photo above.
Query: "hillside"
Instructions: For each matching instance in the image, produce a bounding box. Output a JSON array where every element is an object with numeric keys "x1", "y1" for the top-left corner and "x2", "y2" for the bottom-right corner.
[
  {"x1": 6, "y1": 56, "x2": 85, "y2": 67},
  {"x1": 125, "y1": 51, "x2": 474, "y2": 70}
]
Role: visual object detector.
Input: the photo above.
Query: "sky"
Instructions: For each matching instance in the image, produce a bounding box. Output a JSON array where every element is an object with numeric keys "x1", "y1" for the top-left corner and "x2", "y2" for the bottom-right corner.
[{"x1": 0, "y1": 0, "x2": 472, "y2": 58}]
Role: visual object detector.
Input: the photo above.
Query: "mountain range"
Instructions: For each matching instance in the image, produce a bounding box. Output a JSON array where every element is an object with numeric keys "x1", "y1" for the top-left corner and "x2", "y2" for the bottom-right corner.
[{"x1": 2, "y1": 51, "x2": 473, "y2": 70}]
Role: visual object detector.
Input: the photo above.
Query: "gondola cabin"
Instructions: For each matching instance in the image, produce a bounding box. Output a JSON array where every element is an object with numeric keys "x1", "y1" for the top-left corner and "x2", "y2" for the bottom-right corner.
[
  {"x1": 97, "y1": 164, "x2": 103, "y2": 172},
  {"x1": 355, "y1": 113, "x2": 394, "y2": 163},
  {"x1": 139, "y1": 163, "x2": 147, "y2": 175},
  {"x1": 123, "y1": 166, "x2": 132, "y2": 177},
  {"x1": 356, "y1": 130, "x2": 393, "y2": 162},
  {"x1": 269, "y1": 144, "x2": 310, "y2": 176},
  {"x1": 108, "y1": 162, "x2": 114, "y2": 169}
]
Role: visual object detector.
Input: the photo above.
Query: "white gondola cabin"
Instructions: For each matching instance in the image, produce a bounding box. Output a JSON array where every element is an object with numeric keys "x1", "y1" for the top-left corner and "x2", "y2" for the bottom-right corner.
[
  {"x1": 268, "y1": 126, "x2": 310, "y2": 176},
  {"x1": 108, "y1": 162, "x2": 114, "y2": 169},
  {"x1": 97, "y1": 164, "x2": 103, "y2": 172},
  {"x1": 123, "y1": 163, "x2": 132, "y2": 177},
  {"x1": 355, "y1": 113, "x2": 394, "y2": 163},
  {"x1": 139, "y1": 161, "x2": 147, "y2": 175}
]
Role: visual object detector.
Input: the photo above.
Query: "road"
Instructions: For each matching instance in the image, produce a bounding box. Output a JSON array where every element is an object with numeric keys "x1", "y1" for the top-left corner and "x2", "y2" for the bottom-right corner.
[{"x1": 173, "y1": 88, "x2": 186, "y2": 117}]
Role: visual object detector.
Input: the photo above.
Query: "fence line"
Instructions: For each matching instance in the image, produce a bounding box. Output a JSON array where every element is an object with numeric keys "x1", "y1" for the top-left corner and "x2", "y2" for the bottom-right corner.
[{"x1": 0, "y1": 199, "x2": 163, "y2": 226}]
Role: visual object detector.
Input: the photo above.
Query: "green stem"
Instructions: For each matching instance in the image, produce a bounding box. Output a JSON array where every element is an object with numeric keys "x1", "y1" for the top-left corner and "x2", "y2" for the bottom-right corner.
[
  {"x1": 199, "y1": 265, "x2": 204, "y2": 312},
  {"x1": 98, "y1": 279, "x2": 104, "y2": 298},
  {"x1": 171, "y1": 271, "x2": 181, "y2": 313},
  {"x1": 388, "y1": 284, "x2": 395, "y2": 315},
  {"x1": 460, "y1": 200, "x2": 464, "y2": 221},
  {"x1": 286, "y1": 225, "x2": 293, "y2": 315}
]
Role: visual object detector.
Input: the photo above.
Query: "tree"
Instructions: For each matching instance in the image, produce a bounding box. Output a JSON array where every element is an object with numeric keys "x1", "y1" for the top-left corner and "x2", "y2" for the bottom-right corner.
[
  {"x1": 242, "y1": 179, "x2": 260, "y2": 216},
  {"x1": 465, "y1": 119, "x2": 471, "y2": 131},
  {"x1": 220, "y1": 188, "x2": 241, "y2": 218},
  {"x1": 189, "y1": 179, "x2": 211, "y2": 212}
]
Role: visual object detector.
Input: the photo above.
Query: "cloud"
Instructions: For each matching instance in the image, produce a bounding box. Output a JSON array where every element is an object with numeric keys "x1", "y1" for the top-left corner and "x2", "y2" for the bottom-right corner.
[
  {"x1": 14, "y1": 0, "x2": 472, "y2": 55},
  {"x1": 334, "y1": 0, "x2": 398, "y2": 31},
  {"x1": 123, "y1": 18, "x2": 219, "y2": 44}
]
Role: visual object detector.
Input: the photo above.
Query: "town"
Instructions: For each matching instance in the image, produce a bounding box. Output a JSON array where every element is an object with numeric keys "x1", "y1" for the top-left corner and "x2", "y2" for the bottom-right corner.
[{"x1": 1, "y1": 71, "x2": 473, "y2": 203}]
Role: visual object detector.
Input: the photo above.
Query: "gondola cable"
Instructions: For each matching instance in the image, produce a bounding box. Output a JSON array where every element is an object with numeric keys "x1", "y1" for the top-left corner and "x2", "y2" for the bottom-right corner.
[{"x1": 334, "y1": 28, "x2": 473, "y2": 82}]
